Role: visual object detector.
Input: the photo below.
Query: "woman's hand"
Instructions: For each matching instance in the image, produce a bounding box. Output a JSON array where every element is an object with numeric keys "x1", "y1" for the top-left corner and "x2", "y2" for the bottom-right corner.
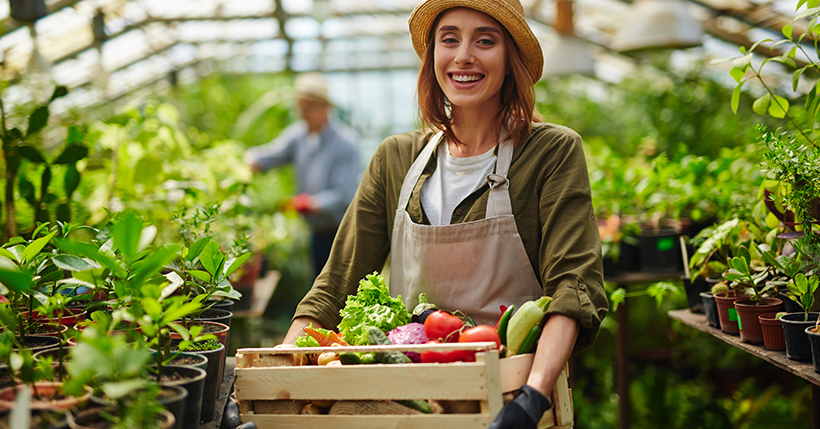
[
  {"x1": 491, "y1": 313, "x2": 578, "y2": 428},
  {"x1": 281, "y1": 316, "x2": 324, "y2": 345},
  {"x1": 489, "y1": 384, "x2": 552, "y2": 429}
]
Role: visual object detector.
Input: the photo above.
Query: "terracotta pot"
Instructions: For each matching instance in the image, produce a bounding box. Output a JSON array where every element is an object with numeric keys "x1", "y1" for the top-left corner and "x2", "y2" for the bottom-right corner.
[
  {"x1": 734, "y1": 298, "x2": 783, "y2": 344},
  {"x1": 0, "y1": 381, "x2": 90, "y2": 411},
  {"x1": 19, "y1": 308, "x2": 85, "y2": 327},
  {"x1": 759, "y1": 312, "x2": 786, "y2": 351},
  {"x1": 714, "y1": 291, "x2": 749, "y2": 335}
]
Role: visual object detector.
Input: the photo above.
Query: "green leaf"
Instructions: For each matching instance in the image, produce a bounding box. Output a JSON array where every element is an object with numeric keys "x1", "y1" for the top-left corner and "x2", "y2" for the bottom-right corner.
[
  {"x1": 50, "y1": 86, "x2": 68, "y2": 101},
  {"x1": 770, "y1": 55, "x2": 796, "y2": 68},
  {"x1": 200, "y1": 241, "x2": 224, "y2": 278},
  {"x1": 22, "y1": 231, "x2": 56, "y2": 266},
  {"x1": 730, "y1": 67, "x2": 746, "y2": 83},
  {"x1": 795, "y1": 6, "x2": 820, "y2": 21},
  {"x1": 225, "y1": 253, "x2": 251, "y2": 277},
  {"x1": 52, "y1": 254, "x2": 101, "y2": 271},
  {"x1": 731, "y1": 84, "x2": 743, "y2": 114},
  {"x1": 793, "y1": 66, "x2": 808, "y2": 91},
  {"x1": 753, "y1": 93, "x2": 771, "y2": 116},
  {"x1": 189, "y1": 270, "x2": 211, "y2": 282},
  {"x1": 18, "y1": 176, "x2": 36, "y2": 206},
  {"x1": 798, "y1": 0, "x2": 808, "y2": 10},
  {"x1": 141, "y1": 297, "x2": 163, "y2": 320},
  {"x1": 101, "y1": 379, "x2": 147, "y2": 400},
  {"x1": 40, "y1": 166, "x2": 52, "y2": 197},
  {"x1": 168, "y1": 322, "x2": 190, "y2": 341},
  {"x1": 732, "y1": 53, "x2": 753, "y2": 71},
  {"x1": 789, "y1": 46, "x2": 797, "y2": 58},
  {"x1": 0, "y1": 247, "x2": 17, "y2": 264},
  {"x1": 810, "y1": 0, "x2": 820, "y2": 9},
  {"x1": 130, "y1": 244, "x2": 180, "y2": 288},
  {"x1": 27, "y1": 106, "x2": 49, "y2": 137},
  {"x1": 749, "y1": 39, "x2": 773, "y2": 52},
  {"x1": 769, "y1": 95, "x2": 790, "y2": 118},
  {"x1": 610, "y1": 288, "x2": 626, "y2": 312},
  {"x1": 162, "y1": 302, "x2": 202, "y2": 326},
  {"x1": 113, "y1": 214, "x2": 142, "y2": 262},
  {"x1": 186, "y1": 237, "x2": 210, "y2": 263},
  {"x1": 18, "y1": 146, "x2": 45, "y2": 164},
  {"x1": 56, "y1": 240, "x2": 126, "y2": 278},
  {"x1": 52, "y1": 145, "x2": 88, "y2": 165},
  {"x1": 783, "y1": 25, "x2": 793, "y2": 39},
  {"x1": 0, "y1": 269, "x2": 33, "y2": 293},
  {"x1": 66, "y1": 126, "x2": 83, "y2": 144},
  {"x1": 64, "y1": 164, "x2": 80, "y2": 199}
]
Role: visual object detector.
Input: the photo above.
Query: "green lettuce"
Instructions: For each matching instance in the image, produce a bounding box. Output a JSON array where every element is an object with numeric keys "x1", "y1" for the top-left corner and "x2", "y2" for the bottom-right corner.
[
  {"x1": 338, "y1": 272, "x2": 411, "y2": 345},
  {"x1": 295, "y1": 323, "x2": 334, "y2": 348}
]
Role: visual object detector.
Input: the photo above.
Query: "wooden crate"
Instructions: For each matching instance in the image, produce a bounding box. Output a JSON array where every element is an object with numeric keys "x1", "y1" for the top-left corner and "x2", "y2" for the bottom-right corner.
[{"x1": 235, "y1": 342, "x2": 573, "y2": 429}]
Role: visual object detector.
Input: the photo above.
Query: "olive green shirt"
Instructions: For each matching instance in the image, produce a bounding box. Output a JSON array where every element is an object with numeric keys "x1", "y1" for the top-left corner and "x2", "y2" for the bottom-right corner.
[{"x1": 294, "y1": 123, "x2": 609, "y2": 352}]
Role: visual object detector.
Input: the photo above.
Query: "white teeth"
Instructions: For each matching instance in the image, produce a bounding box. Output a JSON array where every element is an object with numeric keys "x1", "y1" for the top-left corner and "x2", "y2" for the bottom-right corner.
[{"x1": 452, "y1": 74, "x2": 482, "y2": 82}]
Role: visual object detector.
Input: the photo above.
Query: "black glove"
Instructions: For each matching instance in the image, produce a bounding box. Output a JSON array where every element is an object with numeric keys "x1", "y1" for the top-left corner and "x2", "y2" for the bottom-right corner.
[{"x1": 489, "y1": 385, "x2": 553, "y2": 429}]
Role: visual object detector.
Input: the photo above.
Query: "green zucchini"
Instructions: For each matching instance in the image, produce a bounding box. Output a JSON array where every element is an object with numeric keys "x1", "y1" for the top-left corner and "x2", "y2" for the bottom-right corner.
[
  {"x1": 359, "y1": 353, "x2": 378, "y2": 365},
  {"x1": 338, "y1": 352, "x2": 361, "y2": 365},
  {"x1": 518, "y1": 325, "x2": 542, "y2": 355},
  {"x1": 397, "y1": 399, "x2": 432, "y2": 413},
  {"x1": 366, "y1": 326, "x2": 412, "y2": 364}
]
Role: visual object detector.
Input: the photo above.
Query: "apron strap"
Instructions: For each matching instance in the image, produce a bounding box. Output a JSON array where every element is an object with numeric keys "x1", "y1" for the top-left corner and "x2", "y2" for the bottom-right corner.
[
  {"x1": 485, "y1": 138, "x2": 514, "y2": 218},
  {"x1": 398, "y1": 131, "x2": 443, "y2": 210},
  {"x1": 397, "y1": 131, "x2": 515, "y2": 218}
]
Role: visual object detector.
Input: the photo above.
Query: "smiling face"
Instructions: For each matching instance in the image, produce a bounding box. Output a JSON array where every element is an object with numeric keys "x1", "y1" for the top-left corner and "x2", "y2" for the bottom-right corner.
[{"x1": 434, "y1": 8, "x2": 508, "y2": 113}]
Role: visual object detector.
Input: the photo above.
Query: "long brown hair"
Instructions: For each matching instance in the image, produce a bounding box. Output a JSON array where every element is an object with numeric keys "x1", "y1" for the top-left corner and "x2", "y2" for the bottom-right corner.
[{"x1": 417, "y1": 9, "x2": 538, "y2": 146}]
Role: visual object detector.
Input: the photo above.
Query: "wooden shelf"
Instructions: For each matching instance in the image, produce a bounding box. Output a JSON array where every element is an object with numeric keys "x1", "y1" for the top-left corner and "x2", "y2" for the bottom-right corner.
[{"x1": 668, "y1": 309, "x2": 820, "y2": 386}]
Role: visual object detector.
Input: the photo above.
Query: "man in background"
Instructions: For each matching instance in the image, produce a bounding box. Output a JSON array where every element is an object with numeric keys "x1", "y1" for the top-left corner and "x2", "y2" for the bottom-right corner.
[{"x1": 244, "y1": 72, "x2": 360, "y2": 277}]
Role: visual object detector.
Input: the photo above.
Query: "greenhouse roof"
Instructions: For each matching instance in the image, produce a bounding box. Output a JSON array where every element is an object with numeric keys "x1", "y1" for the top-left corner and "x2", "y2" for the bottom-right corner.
[{"x1": 0, "y1": 0, "x2": 811, "y2": 113}]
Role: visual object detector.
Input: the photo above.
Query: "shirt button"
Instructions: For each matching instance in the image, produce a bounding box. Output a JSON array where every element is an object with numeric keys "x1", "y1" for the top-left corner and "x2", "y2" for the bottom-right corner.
[
  {"x1": 455, "y1": 209, "x2": 462, "y2": 216},
  {"x1": 579, "y1": 284, "x2": 586, "y2": 291}
]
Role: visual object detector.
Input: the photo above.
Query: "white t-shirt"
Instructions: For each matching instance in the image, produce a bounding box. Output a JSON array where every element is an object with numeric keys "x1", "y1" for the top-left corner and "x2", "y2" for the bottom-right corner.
[{"x1": 421, "y1": 142, "x2": 497, "y2": 225}]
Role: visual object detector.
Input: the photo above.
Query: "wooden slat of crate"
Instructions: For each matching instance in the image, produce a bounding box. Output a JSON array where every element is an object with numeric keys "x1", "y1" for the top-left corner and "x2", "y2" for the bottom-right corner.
[
  {"x1": 244, "y1": 414, "x2": 492, "y2": 429},
  {"x1": 235, "y1": 362, "x2": 491, "y2": 401}
]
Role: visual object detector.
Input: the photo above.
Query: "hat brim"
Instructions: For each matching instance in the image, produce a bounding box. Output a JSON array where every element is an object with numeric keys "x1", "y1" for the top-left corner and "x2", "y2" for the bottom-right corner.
[{"x1": 408, "y1": 0, "x2": 543, "y2": 85}]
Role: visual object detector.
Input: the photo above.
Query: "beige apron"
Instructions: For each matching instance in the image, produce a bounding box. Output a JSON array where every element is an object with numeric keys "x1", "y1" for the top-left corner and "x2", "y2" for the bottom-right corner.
[{"x1": 390, "y1": 132, "x2": 543, "y2": 324}]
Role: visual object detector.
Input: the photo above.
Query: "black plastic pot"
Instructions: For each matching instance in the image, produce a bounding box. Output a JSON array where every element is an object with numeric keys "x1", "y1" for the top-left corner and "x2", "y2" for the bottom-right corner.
[
  {"x1": 205, "y1": 299, "x2": 234, "y2": 313},
  {"x1": 196, "y1": 309, "x2": 233, "y2": 353},
  {"x1": 18, "y1": 335, "x2": 61, "y2": 353},
  {"x1": 780, "y1": 312, "x2": 820, "y2": 361},
  {"x1": 700, "y1": 292, "x2": 720, "y2": 329},
  {"x1": 638, "y1": 228, "x2": 682, "y2": 273},
  {"x1": 171, "y1": 339, "x2": 225, "y2": 423},
  {"x1": 779, "y1": 290, "x2": 803, "y2": 314},
  {"x1": 151, "y1": 351, "x2": 208, "y2": 371},
  {"x1": 154, "y1": 365, "x2": 206, "y2": 429},
  {"x1": 616, "y1": 242, "x2": 641, "y2": 272},
  {"x1": 684, "y1": 277, "x2": 709, "y2": 313},
  {"x1": 158, "y1": 385, "x2": 188, "y2": 429}
]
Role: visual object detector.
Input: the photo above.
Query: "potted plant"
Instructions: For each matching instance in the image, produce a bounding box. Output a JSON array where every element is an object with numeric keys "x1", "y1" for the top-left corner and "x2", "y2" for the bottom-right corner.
[
  {"x1": 759, "y1": 312, "x2": 786, "y2": 351},
  {"x1": 725, "y1": 251, "x2": 782, "y2": 344},
  {"x1": 780, "y1": 274, "x2": 819, "y2": 361}
]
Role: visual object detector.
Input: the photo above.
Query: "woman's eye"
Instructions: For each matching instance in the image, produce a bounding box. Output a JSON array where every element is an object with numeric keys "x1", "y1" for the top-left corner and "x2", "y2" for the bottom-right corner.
[
  {"x1": 441, "y1": 37, "x2": 458, "y2": 44},
  {"x1": 478, "y1": 39, "x2": 495, "y2": 46}
]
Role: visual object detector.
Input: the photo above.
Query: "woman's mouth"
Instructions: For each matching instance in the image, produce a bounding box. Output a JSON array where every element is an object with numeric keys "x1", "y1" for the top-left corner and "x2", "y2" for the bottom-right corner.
[{"x1": 450, "y1": 73, "x2": 484, "y2": 84}]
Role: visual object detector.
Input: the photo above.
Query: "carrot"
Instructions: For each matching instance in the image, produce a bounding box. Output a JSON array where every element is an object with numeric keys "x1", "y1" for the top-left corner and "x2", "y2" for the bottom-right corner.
[{"x1": 304, "y1": 325, "x2": 349, "y2": 346}]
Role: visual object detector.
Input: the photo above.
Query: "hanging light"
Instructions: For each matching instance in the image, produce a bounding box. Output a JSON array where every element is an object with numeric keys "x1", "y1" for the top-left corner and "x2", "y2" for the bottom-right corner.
[
  {"x1": 611, "y1": 0, "x2": 703, "y2": 53},
  {"x1": 541, "y1": 0, "x2": 596, "y2": 78}
]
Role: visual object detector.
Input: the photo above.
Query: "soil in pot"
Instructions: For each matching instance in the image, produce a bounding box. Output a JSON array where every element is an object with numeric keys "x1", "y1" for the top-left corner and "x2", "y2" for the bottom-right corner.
[
  {"x1": 151, "y1": 351, "x2": 208, "y2": 371},
  {"x1": 170, "y1": 321, "x2": 229, "y2": 352},
  {"x1": 734, "y1": 298, "x2": 783, "y2": 344},
  {"x1": 152, "y1": 365, "x2": 206, "y2": 429},
  {"x1": 196, "y1": 309, "x2": 232, "y2": 352},
  {"x1": 700, "y1": 292, "x2": 720, "y2": 329},
  {"x1": 780, "y1": 312, "x2": 820, "y2": 361},
  {"x1": 16, "y1": 335, "x2": 61, "y2": 353},
  {"x1": 170, "y1": 339, "x2": 225, "y2": 423},
  {"x1": 759, "y1": 312, "x2": 786, "y2": 351},
  {"x1": 23, "y1": 322, "x2": 69, "y2": 337},
  {"x1": 19, "y1": 308, "x2": 85, "y2": 327},
  {"x1": 158, "y1": 385, "x2": 188, "y2": 429},
  {"x1": 714, "y1": 291, "x2": 749, "y2": 335}
]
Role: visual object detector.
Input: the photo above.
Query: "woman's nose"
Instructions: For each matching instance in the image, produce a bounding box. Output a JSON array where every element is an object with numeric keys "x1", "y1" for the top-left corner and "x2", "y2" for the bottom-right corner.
[{"x1": 454, "y1": 44, "x2": 474, "y2": 66}]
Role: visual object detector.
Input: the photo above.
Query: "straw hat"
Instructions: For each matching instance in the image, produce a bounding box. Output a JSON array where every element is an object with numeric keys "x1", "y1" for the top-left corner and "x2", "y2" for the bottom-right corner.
[
  {"x1": 408, "y1": 0, "x2": 544, "y2": 85},
  {"x1": 295, "y1": 72, "x2": 333, "y2": 105}
]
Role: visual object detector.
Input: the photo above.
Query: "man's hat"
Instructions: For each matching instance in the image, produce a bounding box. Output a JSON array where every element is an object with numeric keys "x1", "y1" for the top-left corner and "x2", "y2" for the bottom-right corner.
[{"x1": 295, "y1": 72, "x2": 332, "y2": 105}]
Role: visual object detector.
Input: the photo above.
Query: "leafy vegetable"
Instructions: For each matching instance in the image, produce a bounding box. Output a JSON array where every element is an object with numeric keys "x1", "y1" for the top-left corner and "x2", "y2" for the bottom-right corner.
[
  {"x1": 295, "y1": 323, "x2": 336, "y2": 348},
  {"x1": 338, "y1": 272, "x2": 411, "y2": 345},
  {"x1": 387, "y1": 323, "x2": 428, "y2": 363}
]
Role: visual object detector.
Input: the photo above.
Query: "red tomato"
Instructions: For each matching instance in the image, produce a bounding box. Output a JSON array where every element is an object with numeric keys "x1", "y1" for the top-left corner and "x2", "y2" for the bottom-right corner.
[
  {"x1": 458, "y1": 325, "x2": 501, "y2": 362},
  {"x1": 420, "y1": 340, "x2": 464, "y2": 363},
  {"x1": 423, "y1": 311, "x2": 464, "y2": 342}
]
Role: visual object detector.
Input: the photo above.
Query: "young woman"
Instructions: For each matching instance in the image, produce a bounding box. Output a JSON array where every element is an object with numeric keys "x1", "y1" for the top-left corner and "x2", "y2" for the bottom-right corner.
[{"x1": 282, "y1": 0, "x2": 608, "y2": 427}]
